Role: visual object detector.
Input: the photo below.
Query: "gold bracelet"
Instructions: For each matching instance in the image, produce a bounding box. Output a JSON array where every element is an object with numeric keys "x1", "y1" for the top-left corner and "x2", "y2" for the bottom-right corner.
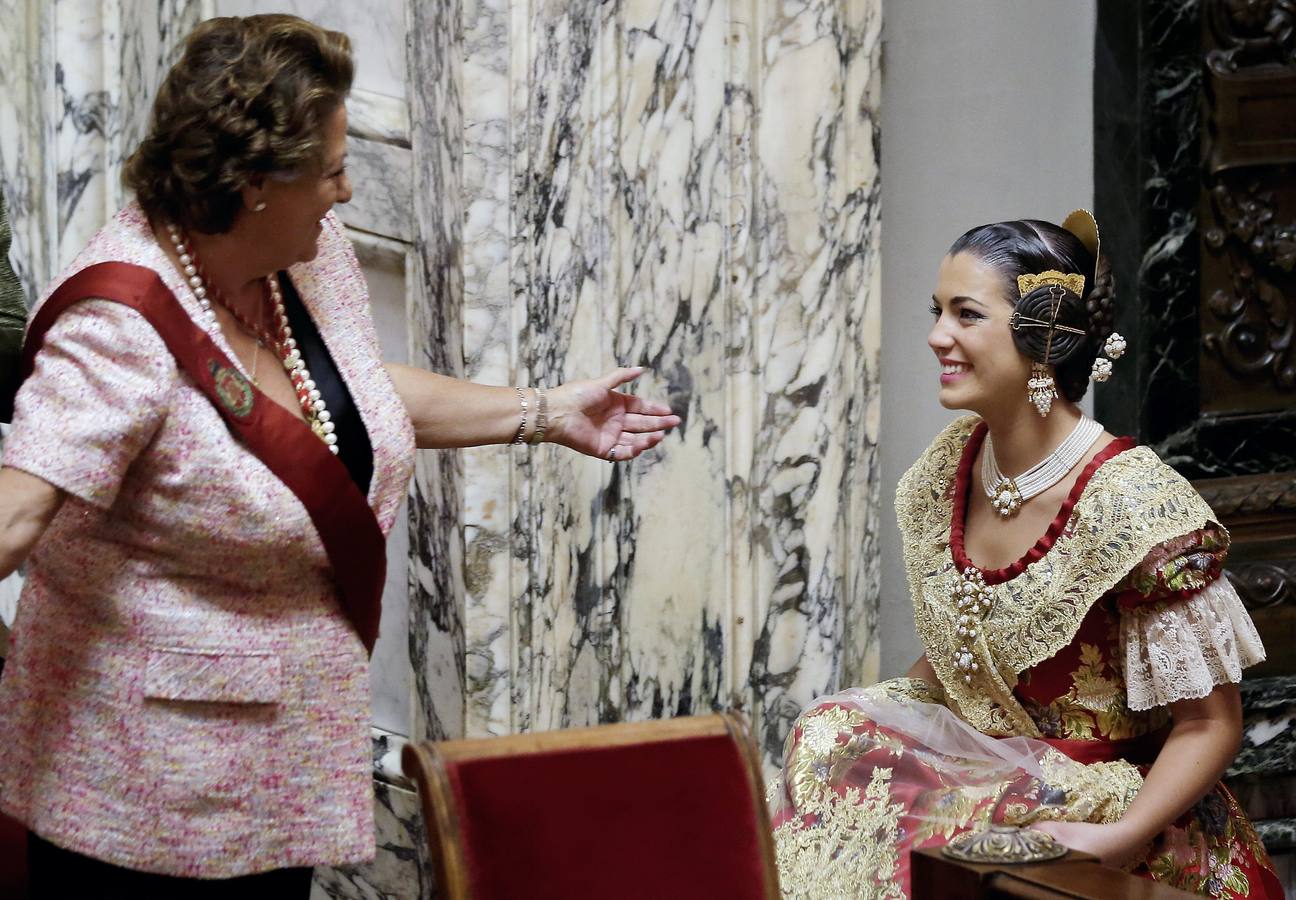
[
  {"x1": 528, "y1": 386, "x2": 548, "y2": 445},
  {"x1": 511, "y1": 386, "x2": 528, "y2": 445}
]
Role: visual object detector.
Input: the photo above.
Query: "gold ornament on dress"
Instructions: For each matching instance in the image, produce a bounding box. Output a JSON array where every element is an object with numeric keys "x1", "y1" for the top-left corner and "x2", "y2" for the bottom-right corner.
[
  {"x1": 952, "y1": 567, "x2": 996, "y2": 683},
  {"x1": 773, "y1": 767, "x2": 907, "y2": 900},
  {"x1": 896, "y1": 417, "x2": 1220, "y2": 736}
]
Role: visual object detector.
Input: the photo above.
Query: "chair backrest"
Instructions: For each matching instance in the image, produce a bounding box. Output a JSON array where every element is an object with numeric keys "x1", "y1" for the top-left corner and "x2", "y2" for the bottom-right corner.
[{"x1": 402, "y1": 712, "x2": 780, "y2": 900}]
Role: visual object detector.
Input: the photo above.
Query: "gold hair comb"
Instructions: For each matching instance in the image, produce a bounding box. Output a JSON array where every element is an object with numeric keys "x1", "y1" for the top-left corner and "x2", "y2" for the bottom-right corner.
[{"x1": 1017, "y1": 270, "x2": 1085, "y2": 297}]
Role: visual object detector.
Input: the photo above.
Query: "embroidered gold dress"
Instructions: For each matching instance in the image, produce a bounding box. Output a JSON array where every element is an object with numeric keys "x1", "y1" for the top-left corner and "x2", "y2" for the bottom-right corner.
[{"x1": 770, "y1": 417, "x2": 1281, "y2": 899}]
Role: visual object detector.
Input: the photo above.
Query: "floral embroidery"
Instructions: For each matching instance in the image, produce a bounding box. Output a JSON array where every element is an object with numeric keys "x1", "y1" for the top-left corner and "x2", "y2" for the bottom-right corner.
[
  {"x1": 1023, "y1": 643, "x2": 1144, "y2": 741},
  {"x1": 1141, "y1": 786, "x2": 1271, "y2": 899},
  {"x1": 1119, "y1": 527, "x2": 1229, "y2": 601},
  {"x1": 774, "y1": 767, "x2": 906, "y2": 900}
]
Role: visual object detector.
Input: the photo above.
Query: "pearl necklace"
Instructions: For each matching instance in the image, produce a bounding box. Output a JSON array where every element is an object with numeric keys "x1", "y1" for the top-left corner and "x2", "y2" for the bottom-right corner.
[
  {"x1": 981, "y1": 415, "x2": 1102, "y2": 517},
  {"x1": 165, "y1": 223, "x2": 338, "y2": 455}
]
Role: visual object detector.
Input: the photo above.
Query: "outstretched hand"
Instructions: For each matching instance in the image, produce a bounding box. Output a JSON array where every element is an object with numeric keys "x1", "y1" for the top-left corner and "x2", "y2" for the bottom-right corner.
[{"x1": 545, "y1": 367, "x2": 680, "y2": 462}]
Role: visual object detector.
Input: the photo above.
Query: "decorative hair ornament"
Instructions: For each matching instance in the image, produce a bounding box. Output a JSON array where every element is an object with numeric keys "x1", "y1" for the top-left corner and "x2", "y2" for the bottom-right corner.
[
  {"x1": 1012, "y1": 280, "x2": 1084, "y2": 417},
  {"x1": 1104, "y1": 332, "x2": 1126, "y2": 359},
  {"x1": 1089, "y1": 329, "x2": 1127, "y2": 384},
  {"x1": 1059, "y1": 208, "x2": 1128, "y2": 387},
  {"x1": 1016, "y1": 270, "x2": 1085, "y2": 297}
]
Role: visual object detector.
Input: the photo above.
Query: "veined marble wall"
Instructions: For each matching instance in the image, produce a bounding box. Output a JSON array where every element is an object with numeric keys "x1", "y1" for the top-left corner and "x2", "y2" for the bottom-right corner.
[
  {"x1": 411, "y1": 0, "x2": 884, "y2": 767},
  {"x1": 1, "y1": 1, "x2": 883, "y2": 897}
]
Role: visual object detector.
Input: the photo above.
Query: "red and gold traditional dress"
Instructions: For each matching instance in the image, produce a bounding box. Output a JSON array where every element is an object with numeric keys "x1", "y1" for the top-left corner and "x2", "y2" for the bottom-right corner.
[{"x1": 770, "y1": 417, "x2": 1282, "y2": 899}]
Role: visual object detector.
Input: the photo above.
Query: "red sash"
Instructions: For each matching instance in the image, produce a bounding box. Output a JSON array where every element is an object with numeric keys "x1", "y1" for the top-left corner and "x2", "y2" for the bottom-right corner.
[{"x1": 19, "y1": 262, "x2": 387, "y2": 654}]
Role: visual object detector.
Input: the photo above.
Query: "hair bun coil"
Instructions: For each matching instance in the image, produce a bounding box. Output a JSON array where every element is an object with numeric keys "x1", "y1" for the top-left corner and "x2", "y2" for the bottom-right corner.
[{"x1": 1010, "y1": 284, "x2": 1088, "y2": 365}]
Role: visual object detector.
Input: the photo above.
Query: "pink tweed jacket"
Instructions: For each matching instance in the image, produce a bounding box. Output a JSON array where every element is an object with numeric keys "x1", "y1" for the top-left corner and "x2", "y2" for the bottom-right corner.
[{"x1": 0, "y1": 203, "x2": 415, "y2": 877}]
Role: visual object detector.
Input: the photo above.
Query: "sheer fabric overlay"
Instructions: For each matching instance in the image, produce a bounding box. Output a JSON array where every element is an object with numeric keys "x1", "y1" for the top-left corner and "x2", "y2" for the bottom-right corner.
[{"x1": 769, "y1": 684, "x2": 1143, "y2": 898}]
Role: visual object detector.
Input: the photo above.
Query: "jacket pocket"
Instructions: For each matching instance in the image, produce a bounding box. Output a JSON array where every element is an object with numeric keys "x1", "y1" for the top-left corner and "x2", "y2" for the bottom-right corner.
[
  {"x1": 143, "y1": 647, "x2": 283, "y2": 704},
  {"x1": 142, "y1": 648, "x2": 283, "y2": 813}
]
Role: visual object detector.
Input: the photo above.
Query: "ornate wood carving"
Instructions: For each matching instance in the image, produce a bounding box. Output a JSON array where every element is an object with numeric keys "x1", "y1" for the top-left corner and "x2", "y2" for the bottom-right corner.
[
  {"x1": 1227, "y1": 561, "x2": 1296, "y2": 609},
  {"x1": 1206, "y1": 1, "x2": 1296, "y2": 72},
  {"x1": 1202, "y1": 0, "x2": 1296, "y2": 412},
  {"x1": 1196, "y1": 470, "x2": 1296, "y2": 518},
  {"x1": 1202, "y1": 181, "x2": 1296, "y2": 391}
]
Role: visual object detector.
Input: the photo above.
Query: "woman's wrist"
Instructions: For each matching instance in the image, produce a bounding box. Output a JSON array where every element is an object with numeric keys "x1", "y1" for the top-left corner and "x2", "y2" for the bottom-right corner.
[{"x1": 1110, "y1": 809, "x2": 1161, "y2": 850}]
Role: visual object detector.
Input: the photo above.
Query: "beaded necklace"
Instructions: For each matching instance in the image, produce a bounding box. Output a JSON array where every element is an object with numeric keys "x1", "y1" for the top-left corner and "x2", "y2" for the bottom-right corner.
[
  {"x1": 165, "y1": 223, "x2": 338, "y2": 454},
  {"x1": 980, "y1": 415, "x2": 1101, "y2": 518}
]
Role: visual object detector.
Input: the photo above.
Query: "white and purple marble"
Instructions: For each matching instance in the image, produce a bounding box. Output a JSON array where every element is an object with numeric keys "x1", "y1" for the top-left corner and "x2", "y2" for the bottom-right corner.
[{"x1": 404, "y1": 0, "x2": 884, "y2": 771}]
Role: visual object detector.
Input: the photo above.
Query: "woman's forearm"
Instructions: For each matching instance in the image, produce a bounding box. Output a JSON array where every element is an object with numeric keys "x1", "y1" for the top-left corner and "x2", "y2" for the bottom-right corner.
[
  {"x1": 386, "y1": 364, "x2": 537, "y2": 450},
  {"x1": 0, "y1": 467, "x2": 64, "y2": 579},
  {"x1": 1116, "y1": 685, "x2": 1242, "y2": 846}
]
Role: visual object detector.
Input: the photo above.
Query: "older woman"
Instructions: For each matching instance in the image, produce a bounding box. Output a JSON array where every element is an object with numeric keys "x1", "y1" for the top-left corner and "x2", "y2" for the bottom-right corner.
[{"x1": 0, "y1": 15, "x2": 677, "y2": 897}]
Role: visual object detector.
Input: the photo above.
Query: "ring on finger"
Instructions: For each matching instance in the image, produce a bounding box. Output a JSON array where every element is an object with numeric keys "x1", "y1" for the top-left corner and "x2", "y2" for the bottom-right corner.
[{"x1": 606, "y1": 446, "x2": 618, "y2": 463}]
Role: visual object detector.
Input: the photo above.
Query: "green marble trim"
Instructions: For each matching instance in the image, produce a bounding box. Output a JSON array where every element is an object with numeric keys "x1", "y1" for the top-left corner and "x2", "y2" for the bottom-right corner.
[
  {"x1": 1255, "y1": 817, "x2": 1296, "y2": 853},
  {"x1": 1241, "y1": 675, "x2": 1296, "y2": 713}
]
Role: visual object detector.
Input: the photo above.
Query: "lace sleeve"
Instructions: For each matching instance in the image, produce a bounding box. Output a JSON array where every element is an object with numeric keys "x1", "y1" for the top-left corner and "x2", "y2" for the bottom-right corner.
[{"x1": 1120, "y1": 577, "x2": 1266, "y2": 711}]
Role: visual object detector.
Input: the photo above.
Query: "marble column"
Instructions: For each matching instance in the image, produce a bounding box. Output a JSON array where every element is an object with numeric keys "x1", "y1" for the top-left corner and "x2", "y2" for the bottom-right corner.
[
  {"x1": 0, "y1": 0, "x2": 206, "y2": 660},
  {"x1": 409, "y1": 0, "x2": 884, "y2": 768}
]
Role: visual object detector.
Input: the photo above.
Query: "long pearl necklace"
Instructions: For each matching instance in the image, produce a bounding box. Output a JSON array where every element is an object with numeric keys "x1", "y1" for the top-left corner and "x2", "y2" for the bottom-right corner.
[
  {"x1": 981, "y1": 415, "x2": 1102, "y2": 517},
  {"x1": 165, "y1": 223, "x2": 338, "y2": 455}
]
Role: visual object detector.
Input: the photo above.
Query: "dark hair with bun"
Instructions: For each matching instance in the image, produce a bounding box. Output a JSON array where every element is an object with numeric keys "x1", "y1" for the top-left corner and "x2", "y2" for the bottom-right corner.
[
  {"x1": 124, "y1": 14, "x2": 354, "y2": 235},
  {"x1": 947, "y1": 219, "x2": 1115, "y2": 402}
]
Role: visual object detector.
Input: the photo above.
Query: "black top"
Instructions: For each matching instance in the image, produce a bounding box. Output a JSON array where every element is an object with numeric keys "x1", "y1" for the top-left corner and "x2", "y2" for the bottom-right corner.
[
  {"x1": 279, "y1": 273, "x2": 375, "y2": 497},
  {"x1": 0, "y1": 190, "x2": 28, "y2": 423}
]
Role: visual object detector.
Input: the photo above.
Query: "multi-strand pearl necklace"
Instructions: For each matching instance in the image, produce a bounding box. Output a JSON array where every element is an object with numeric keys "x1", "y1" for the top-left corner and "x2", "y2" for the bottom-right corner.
[
  {"x1": 981, "y1": 415, "x2": 1102, "y2": 518},
  {"x1": 165, "y1": 223, "x2": 338, "y2": 455}
]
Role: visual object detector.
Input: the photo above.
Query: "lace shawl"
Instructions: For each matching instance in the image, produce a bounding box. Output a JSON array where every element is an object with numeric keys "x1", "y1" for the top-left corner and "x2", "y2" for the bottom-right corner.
[{"x1": 897, "y1": 417, "x2": 1230, "y2": 736}]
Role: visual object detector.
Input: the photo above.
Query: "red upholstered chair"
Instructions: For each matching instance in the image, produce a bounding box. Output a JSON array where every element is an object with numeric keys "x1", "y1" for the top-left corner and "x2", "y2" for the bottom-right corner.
[{"x1": 401, "y1": 712, "x2": 780, "y2": 900}]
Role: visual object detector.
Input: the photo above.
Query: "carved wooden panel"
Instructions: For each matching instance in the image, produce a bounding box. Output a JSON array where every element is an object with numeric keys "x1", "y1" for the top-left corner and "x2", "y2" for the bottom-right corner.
[
  {"x1": 1201, "y1": 3, "x2": 1296, "y2": 414},
  {"x1": 1096, "y1": 1, "x2": 1296, "y2": 678}
]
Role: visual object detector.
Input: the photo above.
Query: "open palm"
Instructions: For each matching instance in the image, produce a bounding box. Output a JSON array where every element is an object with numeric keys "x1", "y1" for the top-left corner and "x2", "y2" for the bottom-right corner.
[{"x1": 547, "y1": 367, "x2": 680, "y2": 461}]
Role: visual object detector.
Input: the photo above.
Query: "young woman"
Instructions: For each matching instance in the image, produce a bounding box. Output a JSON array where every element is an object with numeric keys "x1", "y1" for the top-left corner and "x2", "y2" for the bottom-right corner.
[{"x1": 770, "y1": 212, "x2": 1282, "y2": 899}]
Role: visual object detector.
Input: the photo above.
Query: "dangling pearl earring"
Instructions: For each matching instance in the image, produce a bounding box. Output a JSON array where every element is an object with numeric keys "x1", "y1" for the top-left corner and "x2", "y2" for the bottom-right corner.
[
  {"x1": 1027, "y1": 362, "x2": 1058, "y2": 417},
  {"x1": 253, "y1": 202, "x2": 267, "y2": 212}
]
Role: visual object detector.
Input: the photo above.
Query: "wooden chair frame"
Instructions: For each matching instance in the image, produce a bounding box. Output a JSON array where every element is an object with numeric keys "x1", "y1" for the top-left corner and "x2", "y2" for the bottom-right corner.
[{"x1": 402, "y1": 712, "x2": 781, "y2": 900}]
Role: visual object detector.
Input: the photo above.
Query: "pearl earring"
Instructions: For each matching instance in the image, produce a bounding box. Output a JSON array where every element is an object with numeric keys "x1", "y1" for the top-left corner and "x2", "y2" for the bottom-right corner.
[{"x1": 254, "y1": 202, "x2": 267, "y2": 212}]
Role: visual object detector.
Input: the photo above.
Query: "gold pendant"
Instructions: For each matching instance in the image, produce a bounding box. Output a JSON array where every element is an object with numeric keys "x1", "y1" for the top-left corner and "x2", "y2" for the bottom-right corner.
[{"x1": 989, "y1": 478, "x2": 1023, "y2": 518}]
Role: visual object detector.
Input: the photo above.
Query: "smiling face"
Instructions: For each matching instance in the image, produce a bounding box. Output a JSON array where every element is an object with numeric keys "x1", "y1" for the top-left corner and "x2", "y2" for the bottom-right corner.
[
  {"x1": 239, "y1": 103, "x2": 352, "y2": 270},
  {"x1": 927, "y1": 252, "x2": 1032, "y2": 416}
]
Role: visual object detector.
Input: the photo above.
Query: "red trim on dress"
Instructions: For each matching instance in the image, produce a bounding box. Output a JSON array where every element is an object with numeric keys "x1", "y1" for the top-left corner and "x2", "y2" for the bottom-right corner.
[{"x1": 950, "y1": 421, "x2": 1137, "y2": 585}]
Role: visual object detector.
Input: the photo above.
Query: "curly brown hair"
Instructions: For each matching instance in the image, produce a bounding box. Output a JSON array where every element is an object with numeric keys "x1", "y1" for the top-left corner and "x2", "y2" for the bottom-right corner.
[{"x1": 124, "y1": 15, "x2": 353, "y2": 235}]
